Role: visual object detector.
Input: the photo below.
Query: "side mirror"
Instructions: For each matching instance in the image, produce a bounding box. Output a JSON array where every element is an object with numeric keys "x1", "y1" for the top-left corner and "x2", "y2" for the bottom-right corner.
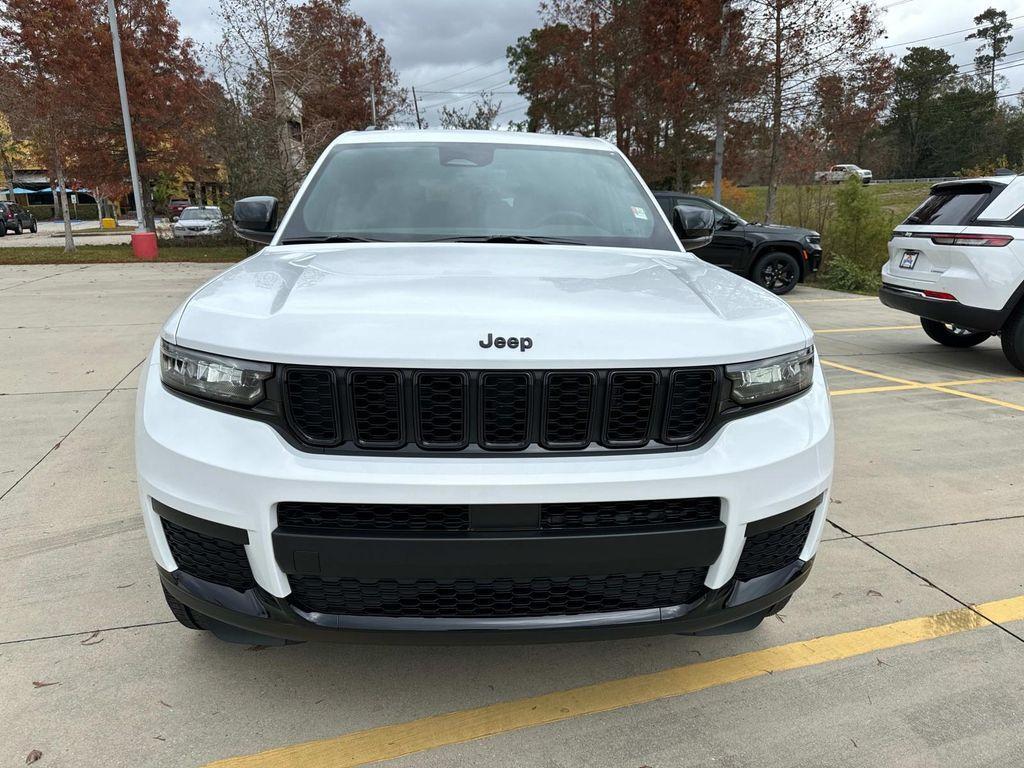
[
  {"x1": 233, "y1": 196, "x2": 279, "y2": 244},
  {"x1": 718, "y1": 216, "x2": 739, "y2": 230},
  {"x1": 672, "y1": 205, "x2": 715, "y2": 250}
]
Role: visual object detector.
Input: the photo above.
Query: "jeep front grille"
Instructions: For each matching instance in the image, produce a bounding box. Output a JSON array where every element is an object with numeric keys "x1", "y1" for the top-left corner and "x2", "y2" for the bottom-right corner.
[{"x1": 278, "y1": 366, "x2": 719, "y2": 454}]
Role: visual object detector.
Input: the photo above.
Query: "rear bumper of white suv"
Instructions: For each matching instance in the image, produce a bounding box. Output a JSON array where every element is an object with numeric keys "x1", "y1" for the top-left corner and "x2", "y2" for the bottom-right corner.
[{"x1": 137, "y1": 352, "x2": 834, "y2": 643}]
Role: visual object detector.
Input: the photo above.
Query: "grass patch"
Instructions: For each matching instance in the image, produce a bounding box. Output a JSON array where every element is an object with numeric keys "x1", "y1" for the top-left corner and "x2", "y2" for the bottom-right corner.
[{"x1": 0, "y1": 243, "x2": 248, "y2": 265}]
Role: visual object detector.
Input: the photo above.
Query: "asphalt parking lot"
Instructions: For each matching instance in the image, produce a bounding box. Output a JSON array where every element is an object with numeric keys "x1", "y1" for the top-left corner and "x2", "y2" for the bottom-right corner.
[{"x1": 3, "y1": 263, "x2": 1024, "y2": 767}]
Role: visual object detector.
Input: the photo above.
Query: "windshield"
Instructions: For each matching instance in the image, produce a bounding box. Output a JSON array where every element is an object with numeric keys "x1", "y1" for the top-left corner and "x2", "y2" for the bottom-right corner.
[
  {"x1": 279, "y1": 142, "x2": 679, "y2": 251},
  {"x1": 180, "y1": 209, "x2": 220, "y2": 221}
]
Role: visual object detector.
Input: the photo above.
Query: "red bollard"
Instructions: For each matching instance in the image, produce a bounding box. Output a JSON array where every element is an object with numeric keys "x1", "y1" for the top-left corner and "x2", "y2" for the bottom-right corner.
[{"x1": 131, "y1": 231, "x2": 159, "y2": 261}]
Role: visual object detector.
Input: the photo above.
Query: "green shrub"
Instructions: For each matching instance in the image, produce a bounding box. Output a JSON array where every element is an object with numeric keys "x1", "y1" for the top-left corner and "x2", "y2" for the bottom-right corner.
[
  {"x1": 821, "y1": 177, "x2": 893, "y2": 293},
  {"x1": 822, "y1": 254, "x2": 882, "y2": 293},
  {"x1": 27, "y1": 205, "x2": 54, "y2": 220}
]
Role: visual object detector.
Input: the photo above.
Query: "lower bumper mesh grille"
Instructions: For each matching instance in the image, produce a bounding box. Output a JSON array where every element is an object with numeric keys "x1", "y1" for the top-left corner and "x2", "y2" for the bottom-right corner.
[
  {"x1": 161, "y1": 519, "x2": 255, "y2": 591},
  {"x1": 288, "y1": 569, "x2": 709, "y2": 618},
  {"x1": 734, "y1": 512, "x2": 814, "y2": 581}
]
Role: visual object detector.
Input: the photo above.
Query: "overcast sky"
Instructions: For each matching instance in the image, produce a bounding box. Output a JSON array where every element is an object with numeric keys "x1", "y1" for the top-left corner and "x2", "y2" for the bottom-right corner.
[{"x1": 169, "y1": 0, "x2": 1024, "y2": 127}]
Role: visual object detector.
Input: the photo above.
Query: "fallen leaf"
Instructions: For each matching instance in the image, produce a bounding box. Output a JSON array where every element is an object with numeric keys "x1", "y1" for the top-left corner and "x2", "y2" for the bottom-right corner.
[
  {"x1": 32, "y1": 681, "x2": 59, "y2": 689},
  {"x1": 158, "y1": 700, "x2": 172, "y2": 709},
  {"x1": 115, "y1": 582, "x2": 136, "y2": 589},
  {"x1": 80, "y1": 631, "x2": 103, "y2": 646},
  {"x1": 52, "y1": 441, "x2": 62, "y2": 450},
  {"x1": 153, "y1": 736, "x2": 166, "y2": 742},
  {"x1": 26, "y1": 749, "x2": 42, "y2": 764},
  {"x1": 867, "y1": 589, "x2": 883, "y2": 598}
]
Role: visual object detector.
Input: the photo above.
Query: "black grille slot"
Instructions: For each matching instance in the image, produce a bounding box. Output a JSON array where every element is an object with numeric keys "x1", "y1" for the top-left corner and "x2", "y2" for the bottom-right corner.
[
  {"x1": 541, "y1": 498, "x2": 720, "y2": 531},
  {"x1": 350, "y1": 371, "x2": 403, "y2": 447},
  {"x1": 277, "y1": 502, "x2": 470, "y2": 532},
  {"x1": 283, "y1": 368, "x2": 340, "y2": 445},
  {"x1": 734, "y1": 513, "x2": 814, "y2": 581},
  {"x1": 415, "y1": 372, "x2": 468, "y2": 449},
  {"x1": 604, "y1": 371, "x2": 658, "y2": 446},
  {"x1": 288, "y1": 569, "x2": 708, "y2": 618},
  {"x1": 480, "y1": 372, "x2": 531, "y2": 449},
  {"x1": 161, "y1": 519, "x2": 254, "y2": 591},
  {"x1": 663, "y1": 369, "x2": 717, "y2": 443},
  {"x1": 541, "y1": 372, "x2": 594, "y2": 449}
]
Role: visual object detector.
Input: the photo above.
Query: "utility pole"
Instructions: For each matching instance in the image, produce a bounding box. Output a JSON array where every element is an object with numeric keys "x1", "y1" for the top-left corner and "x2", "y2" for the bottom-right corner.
[
  {"x1": 412, "y1": 86, "x2": 423, "y2": 129},
  {"x1": 712, "y1": 0, "x2": 731, "y2": 203},
  {"x1": 370, "y1": 83, "x2": 378, "y2": 128},
  {"x1": 107, "y1": 0, "x2": 146, "y2": 234}
]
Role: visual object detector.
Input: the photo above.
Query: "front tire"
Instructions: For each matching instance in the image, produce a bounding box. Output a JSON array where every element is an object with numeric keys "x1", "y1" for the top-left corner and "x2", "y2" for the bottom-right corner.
[
  {"x1": 753, "y1": 252, "x2": 801, "y2": 295},
  {"x1": 920, "y1": 318, "x2": 991, "y2": 348},
  {"x1": 162, "y1": 585, "x2": 206, "y2": 631},
  {"x1": 29, "y1": 219, "x2": 37, "y2": 233},
  {"x1": 1000, "y1": 307, "x2": 1024, "y2": 371}
]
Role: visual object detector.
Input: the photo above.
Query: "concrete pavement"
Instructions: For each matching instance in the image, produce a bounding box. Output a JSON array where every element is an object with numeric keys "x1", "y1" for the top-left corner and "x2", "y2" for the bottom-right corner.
[{"x1": 2, "y1": 267, "x2": 1023, "y2": 767}]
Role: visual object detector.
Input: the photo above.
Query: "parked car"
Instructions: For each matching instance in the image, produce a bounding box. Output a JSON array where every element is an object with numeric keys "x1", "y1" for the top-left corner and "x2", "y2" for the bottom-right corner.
[
  {"x1": 0, "y1": 202, "x2": 38, "y2": 234},
  {"x1": 167, "y1": 198, "x2": 192, "y2": 219},
  {"x1": 814, "y1": 164, "x2": 873, "y2": 185},
  {"x1": 880, "y1": 175, "x2": 1024, "y2": 370},
  {"x1": 653, "y1": 192, "x2": 822, "y2": 295},
  {"x1": 171, "y1": 206, "x2": 225, "y2": 238},
  {"x1": 138, "y1": 130, "x2": 834, "y2": 645}
]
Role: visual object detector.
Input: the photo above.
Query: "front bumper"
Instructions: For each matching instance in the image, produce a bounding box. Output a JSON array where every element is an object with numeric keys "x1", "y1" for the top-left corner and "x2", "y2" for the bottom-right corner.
[{"x1": 136, "y1": 350, "x2": 834, "y2": 641}]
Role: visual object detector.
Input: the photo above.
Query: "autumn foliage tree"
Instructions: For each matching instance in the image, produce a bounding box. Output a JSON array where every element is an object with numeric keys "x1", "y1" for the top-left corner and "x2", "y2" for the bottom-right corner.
[{"x1": 1, "y1": 0, "x2": 212, "y2": 236}]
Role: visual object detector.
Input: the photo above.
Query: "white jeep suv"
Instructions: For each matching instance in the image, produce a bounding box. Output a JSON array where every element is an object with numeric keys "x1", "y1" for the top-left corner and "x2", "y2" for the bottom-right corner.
[
  {"x1": 136, "y1": 130, "x2": 834, "y2": 644},
  {"x1": 881, "y1": 175, "x2": 1024, "y2": 369}
]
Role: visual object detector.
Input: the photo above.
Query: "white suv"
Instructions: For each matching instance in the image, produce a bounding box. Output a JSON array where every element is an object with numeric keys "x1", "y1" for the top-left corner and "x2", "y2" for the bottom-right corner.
[
  {"x1": 881, "y1": 175, "x2": 1024, "y2": 369},
  {"x1": 136, "y1": 130, "x2": 834, "y2": 644}
]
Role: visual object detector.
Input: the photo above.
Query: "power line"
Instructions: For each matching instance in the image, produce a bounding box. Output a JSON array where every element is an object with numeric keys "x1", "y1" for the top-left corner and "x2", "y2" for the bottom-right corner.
[{"x1": 881, "y1": 14, "x2": 1024, "y2": 50}]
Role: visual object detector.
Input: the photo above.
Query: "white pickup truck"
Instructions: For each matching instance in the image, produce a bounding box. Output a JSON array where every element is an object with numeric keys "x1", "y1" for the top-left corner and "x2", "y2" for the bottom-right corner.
[{"x1": 815, "y1": 164, "x2": 873, "y2": 185}]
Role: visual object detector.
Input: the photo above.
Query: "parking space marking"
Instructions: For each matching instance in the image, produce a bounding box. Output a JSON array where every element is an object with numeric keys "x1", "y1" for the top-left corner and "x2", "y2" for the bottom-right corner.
[
  {"x1": 823, "y1": 360, "x2": 1024, "y2": 412},
  {"x1": 205, "y1": 596, "x2": 1024, "y2": 768},
  {"x1": 814, "y1": 325, "x2": 918, "y2": 334},
  {"x1": 787, "y1": 296, "x2": 876, "y2": 304},
  {"x1": 830, "y1": 375, "x2": 1024, "y2": 397}
]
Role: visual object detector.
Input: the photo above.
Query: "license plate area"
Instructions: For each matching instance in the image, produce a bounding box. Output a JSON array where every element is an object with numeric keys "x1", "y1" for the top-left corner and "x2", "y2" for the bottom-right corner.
[{"x1": 899, "y1": 250, "x2": 920, "y2": 270}]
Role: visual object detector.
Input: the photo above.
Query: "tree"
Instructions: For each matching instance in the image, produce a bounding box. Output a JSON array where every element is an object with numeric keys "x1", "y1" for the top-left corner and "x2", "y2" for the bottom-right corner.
[
  {"x1": 748, "y1": 0, "x2": 885, "y2": 222},
  {"x1": 211, "y1": 0, "x2": 404, "y2": 202},
  {"x1": 888, "y1": 47, "x2": 958, "y2": 177},
  {"x1": 0, "y1": 0, "x2": 104, "y2": 252},
  {"x1": 967, "y1": 7, "x2": 1014, "y2": 92},
  {"x1": 439, "y1": 92, "x2": 502, "y2": 129},
  {"x1": 285, "y1": 0, "x2": 405, "y2": 160},
  {"x1": 814, "y1": 51, "x2": 893, "y2": 165}
]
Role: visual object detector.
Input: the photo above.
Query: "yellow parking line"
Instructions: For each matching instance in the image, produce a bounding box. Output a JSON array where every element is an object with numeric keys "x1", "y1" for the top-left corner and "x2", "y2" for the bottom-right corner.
[
  {"x1": 822, "y1": 360, "x2": 1024, "y2": 412},
  {"x1": 205, "y1": 595, "x2": 1024, "y2": 768},
  {"x1": 830, "y1": 375, "x2": 1024, "y2": 397},
  {"x1": 788, "y1": 296, "x2": 876, "y2": 304},
  {"x1": 814, "y1": 325, "x2": 918, "y2": 334}
]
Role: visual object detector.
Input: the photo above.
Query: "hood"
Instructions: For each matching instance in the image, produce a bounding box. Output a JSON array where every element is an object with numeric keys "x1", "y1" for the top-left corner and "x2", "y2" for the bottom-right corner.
[
  {"x1": 740, "y1": 222, "x2": 818, "y2": 239},
  {"x1": 170, "y1": 244, "x2": 811, "y2": 368}
]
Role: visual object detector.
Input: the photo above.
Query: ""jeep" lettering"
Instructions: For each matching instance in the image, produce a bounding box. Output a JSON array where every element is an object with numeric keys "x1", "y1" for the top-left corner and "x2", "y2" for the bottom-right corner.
[{"x1": 479, "y1": 333, "x2": 533, "y2": 352}]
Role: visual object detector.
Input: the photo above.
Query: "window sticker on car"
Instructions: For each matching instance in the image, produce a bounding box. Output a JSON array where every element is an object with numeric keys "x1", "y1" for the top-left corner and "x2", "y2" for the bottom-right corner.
[
  {"x1": 631, "y1": 206, "x2": 648, "y2": 220},
  {"x1": 900, "y1": 250, "x2": 919, "y2": 270}
]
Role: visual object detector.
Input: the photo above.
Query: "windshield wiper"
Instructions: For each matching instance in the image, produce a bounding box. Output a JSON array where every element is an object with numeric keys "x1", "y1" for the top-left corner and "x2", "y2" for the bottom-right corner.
[
  {"x1": 280, "y1": 235, "x2": 384, "y2": 244},
  {"x1": 428, "y1": 235, "x2": 585, "y2": 245}
]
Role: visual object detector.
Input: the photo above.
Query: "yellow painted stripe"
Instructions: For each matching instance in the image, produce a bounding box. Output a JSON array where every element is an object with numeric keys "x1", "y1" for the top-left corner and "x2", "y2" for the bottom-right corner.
[
  {"x1": 829, "y1": 375, "x2": 1024, "y2": 397},
  {"x1": 831, "y1": 383, "x2": 922, "y2": 396},
  {"x1": 787, "y1": 296, "x2": 876, "y2": 304},
  {"x1": 205, "y1": 595, "x2": 1024, "y2": 768},
  {"x1": 814, "y1": 324, "x2": 918, "y2": 334},
  {"x1": 822, "y1": 360, "x2": 1024, "y2": 412}
]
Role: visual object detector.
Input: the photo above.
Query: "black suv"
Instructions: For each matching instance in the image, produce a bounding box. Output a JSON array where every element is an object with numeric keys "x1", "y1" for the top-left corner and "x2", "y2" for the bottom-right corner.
[
  {"x1": 654, "y1": 192, "x2": 822, "y2": 295},
  {"x1": 0, "y1": 202, "x2": 38, "y2": 235}
]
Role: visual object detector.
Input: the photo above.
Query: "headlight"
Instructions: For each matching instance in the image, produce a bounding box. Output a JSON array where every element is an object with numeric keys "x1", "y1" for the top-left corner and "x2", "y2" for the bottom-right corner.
[
  {"x1": 726, "y1": 347, "x2": 814, "y2": 405},
  {"x1": 160, "y1": 341, "x2": 272, "y2": 405}
]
